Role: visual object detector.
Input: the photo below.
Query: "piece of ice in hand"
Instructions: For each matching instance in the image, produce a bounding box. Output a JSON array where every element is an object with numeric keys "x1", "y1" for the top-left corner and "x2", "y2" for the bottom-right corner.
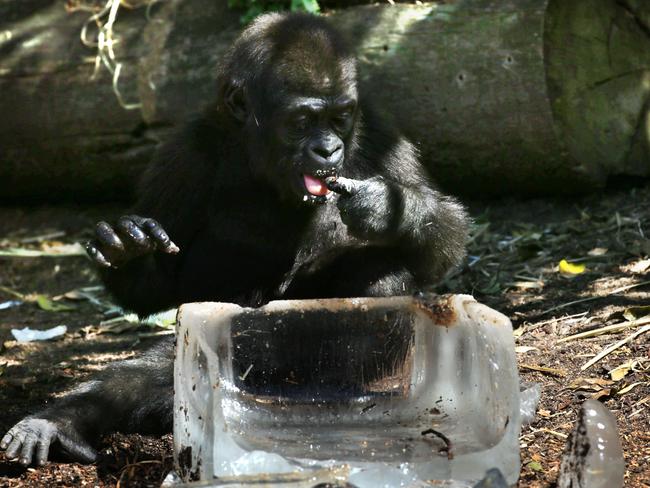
[
  {"x1": 557, "y1": 399, "x2": 625, "y2": 488},
  {"x1": 173, "y1": 294, "x2": 521, "y2": 486}
]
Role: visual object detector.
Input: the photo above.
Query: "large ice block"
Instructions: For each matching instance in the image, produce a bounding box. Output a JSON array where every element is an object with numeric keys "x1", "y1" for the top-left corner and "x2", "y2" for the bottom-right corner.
[{"x1": 174, "y1": 294, "x2": 521, "y2": 486}]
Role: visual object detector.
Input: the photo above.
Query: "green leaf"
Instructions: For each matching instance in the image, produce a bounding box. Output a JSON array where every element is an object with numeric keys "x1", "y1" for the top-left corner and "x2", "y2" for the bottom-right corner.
[
  {"x1": 527, "y1": 461, "x2": 543, "y2": 472},
  {"x1": 241, "y1": 5, "x2": 265, "y2": 24},
  {"x1": 35, "y1": 295, "x2": 75, "y2": 312},
  {"x1": 291, "y1": 0, "x2": 320, "y2": 14},
  {"x1": 623, "y1": 305, "x2": 650, "y2": 321}
]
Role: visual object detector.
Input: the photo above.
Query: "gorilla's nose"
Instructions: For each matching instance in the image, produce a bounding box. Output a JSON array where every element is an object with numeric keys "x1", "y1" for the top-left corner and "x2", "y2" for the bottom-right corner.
[{"x1": 308, "y1": 140, "x2": 343, "y2": 166}]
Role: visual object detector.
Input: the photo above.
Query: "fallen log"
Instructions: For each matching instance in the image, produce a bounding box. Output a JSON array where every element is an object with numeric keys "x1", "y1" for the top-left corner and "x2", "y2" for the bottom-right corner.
[{"x1": 0, "y1": 0, "x2": 648, "y2": 201}]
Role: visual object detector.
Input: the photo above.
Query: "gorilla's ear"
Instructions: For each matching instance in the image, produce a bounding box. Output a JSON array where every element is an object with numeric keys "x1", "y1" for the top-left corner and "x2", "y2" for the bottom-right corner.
[{"x1": 224, "y1": 83, "x2": 248, "y2": 123}]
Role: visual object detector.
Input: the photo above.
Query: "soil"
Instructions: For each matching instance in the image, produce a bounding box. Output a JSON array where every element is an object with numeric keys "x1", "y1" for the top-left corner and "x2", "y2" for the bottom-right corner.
[{"x1": 0, "y1": 184, "x2": 649, "y2": 487}]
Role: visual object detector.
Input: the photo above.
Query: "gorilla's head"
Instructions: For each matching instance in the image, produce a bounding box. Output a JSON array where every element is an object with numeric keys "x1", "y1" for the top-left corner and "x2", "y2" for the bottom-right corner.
[{"x1": 216, "y1": 13, "x2": 360, "y2": 204}]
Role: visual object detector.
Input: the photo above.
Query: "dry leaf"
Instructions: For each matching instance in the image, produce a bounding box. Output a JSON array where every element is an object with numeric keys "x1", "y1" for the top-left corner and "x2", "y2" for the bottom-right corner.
[
  {"x1": 61, "y1": 290, "x2": 87, "y2": 301},
  {"x1": 513, "y1": 327, "x2": 526, "y2": 338},
  {"x1": 610, "y1": 360, "x2": 635, "y2": 381},
  {"x1": 567, "y1": 377, "x2": 614, "y2": 391},
  {"x1": 623, "y1": 305, "x2": 650, "y2": 321},
  {"x1": 618, "y1": 382, "x2": 646, "y2": 396},
  {"x1": 630, "y1": 259, "x2": 650, "y2": 273},
  {"x1": 587, "y1": 247, "x2": 608, "y2": 256},
  {"x1": 516, "y1": 346, "x2": 539, "y2": 354},
  {"x1": 591, "y1": 389, "x2": 612, "y2": 400}
]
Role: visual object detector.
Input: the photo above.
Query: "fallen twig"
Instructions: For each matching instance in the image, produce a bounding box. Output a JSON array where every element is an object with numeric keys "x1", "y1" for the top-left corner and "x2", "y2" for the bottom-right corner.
[
  {"x1": 520, "y1": 364, "x2": 567, "y2": 377},
  {"x1": 523, "y1": 312, "x2": 589, "y2": 334},
  {"x1": 558, "y1": 316, "x2": 650, "y2": 343},
  {"x1": 533, "y1": 427, "x2": 568, "y2": 439},
  {"x1": 581, "y1": 324, "x2": 650, "y2": 371},
  {"x1": 540, "y1": 280, "x2": 650, "y2": 316},
  {"x1": 0, "y1": 243, "x2": 86, "y2": 257}
]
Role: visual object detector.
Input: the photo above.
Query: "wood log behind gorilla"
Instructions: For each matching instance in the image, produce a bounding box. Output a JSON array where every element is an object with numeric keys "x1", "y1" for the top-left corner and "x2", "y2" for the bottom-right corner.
[{"x1": 0, "y1": 12, "x2": 469, "y2": 466}]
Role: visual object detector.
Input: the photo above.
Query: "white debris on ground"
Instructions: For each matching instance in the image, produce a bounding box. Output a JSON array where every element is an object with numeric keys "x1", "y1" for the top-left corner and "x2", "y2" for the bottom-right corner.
[{"x1": 11, "y1": 325, "x2": 67, "y2": 342}]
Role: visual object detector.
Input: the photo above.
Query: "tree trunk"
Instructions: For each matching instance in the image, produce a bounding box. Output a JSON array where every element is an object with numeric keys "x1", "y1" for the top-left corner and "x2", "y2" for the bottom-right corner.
[
  {"x1": 0, "y1": 0, "x2": 648, "y2": 201},
  {"x1": 0, "y1": 1, "x2": 154, "y2": 201}
]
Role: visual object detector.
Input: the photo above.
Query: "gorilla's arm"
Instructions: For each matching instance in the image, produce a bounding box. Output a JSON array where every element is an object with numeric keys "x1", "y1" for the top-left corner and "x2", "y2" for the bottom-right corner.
[
  {"x1": 89, "y1": 120, "x2": 220, "y2": 316},
  {"x1": 0, "y1": 339, "x2": 173, "y2": 466},
  {"x1": 333, "y1": 105, "x2": 469, "y2": 282}
]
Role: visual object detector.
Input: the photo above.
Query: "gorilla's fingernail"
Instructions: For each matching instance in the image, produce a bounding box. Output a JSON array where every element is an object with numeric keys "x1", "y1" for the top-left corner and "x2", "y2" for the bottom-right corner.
[
  {"x1": 86, "y1": 245, "x2": 112, "y2": 268},
  {"x1": 325, "y1": 178, "x2": 339, "y2": 192},
  {"x1": 96, "y1": 256, "x2": 112, "y2": 268},
  {"x1": 166, "y1": 242, "x2": 180, "y2": 253}
]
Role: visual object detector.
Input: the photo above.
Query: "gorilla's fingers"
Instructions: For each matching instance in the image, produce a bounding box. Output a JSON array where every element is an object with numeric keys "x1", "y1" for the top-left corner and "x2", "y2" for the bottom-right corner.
[
  {"x1": 140, "y1": 219, "x2": 180, "y2": 254},
  {"x1": 0, "y1": 431, "x2": 13, "y2": 449},
  {"x1": 19, "y1": 433, "x2": 37, "y2": 465},
  {"x1": 4, "y1": 433, "x2": 24, "y2": 459},
  {"x1": 85, "y1": 242, "x2": 112, "y2": 268},
  {"x1": 117, "y1": 217, "x2": 153, "y2": 248},
  {"x1": 95, "y1": 221, "x2": 124, "y2": 251},
  {"x1": 35, "y1": 438, "x2": 51, "y2": 466},
  {"x1": 326, "y1": 176, "x2": 359, "y2": 196}
]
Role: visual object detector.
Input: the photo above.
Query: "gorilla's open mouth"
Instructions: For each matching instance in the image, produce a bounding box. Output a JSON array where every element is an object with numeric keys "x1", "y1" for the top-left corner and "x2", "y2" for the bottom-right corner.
[
  {"x1": 302, "y1": 174, "x2": 330, "y2": 197},
  {"x1": 293, "y1": 170, "x2": 337, "y2": 204}
]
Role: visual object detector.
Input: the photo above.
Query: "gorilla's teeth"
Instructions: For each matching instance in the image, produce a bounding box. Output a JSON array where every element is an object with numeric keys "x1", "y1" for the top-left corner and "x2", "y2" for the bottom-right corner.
[{"x1": 303, "y1": 195, "x2": 309, "y2": 202}]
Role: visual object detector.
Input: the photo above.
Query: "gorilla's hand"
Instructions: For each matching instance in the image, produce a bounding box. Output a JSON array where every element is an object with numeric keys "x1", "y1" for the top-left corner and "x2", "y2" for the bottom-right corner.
[
  {"x1": 1, "y1": 417, "x2": 97, "y2": 466},
  {"x1": 327, "y1": 177, "x2": 398, "y2": 240},
  {"x1": 85, "y1": 215, "x2": 179, "y2": 268}
]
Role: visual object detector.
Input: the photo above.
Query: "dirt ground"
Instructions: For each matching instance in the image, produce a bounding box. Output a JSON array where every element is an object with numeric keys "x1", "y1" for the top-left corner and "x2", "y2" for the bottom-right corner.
[{"x1": 0, "y1": 184, "x2": 649, "y2": 487}]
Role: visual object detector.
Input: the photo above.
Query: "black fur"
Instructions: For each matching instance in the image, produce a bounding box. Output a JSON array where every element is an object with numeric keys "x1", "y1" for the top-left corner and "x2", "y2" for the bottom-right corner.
[{"x1": 1, "y1": 12, "x2": 468, "y2": 466}]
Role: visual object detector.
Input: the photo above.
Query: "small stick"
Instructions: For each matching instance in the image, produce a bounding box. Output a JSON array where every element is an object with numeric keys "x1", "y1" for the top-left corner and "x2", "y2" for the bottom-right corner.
[
  {"x1": 239, "y1": 363, "x2": 254, "y2": 381},
  {"x1": 533, "y1": 427, "x2": 568, "y2": 439},
  {"x1": 520, "y1": 364, "x2": 567, "y2": 377},
  {"x1": 522, "y1": 312, "x2": 588, "y2": 333},
  {"x1": 581, "y1": 324, "x2": 650, "y2": 371},
  {"x1": 539, "y1": 280, "x2": 650, "y2": 316},
  {"x1": 558, "y1": 316, "x2": 650, "y2": 343}
]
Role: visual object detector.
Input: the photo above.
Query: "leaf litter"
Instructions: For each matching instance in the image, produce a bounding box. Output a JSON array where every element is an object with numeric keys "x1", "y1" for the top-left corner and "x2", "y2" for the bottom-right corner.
[{"x1": 1, "y1": 187, "x2": 650, "y2": 486}]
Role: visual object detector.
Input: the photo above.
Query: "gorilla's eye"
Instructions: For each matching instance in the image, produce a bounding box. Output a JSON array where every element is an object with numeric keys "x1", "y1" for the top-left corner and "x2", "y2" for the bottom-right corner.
[
  {"x1": 289, "y1": 114, "x2": 310, "y2": 132},
  {"x1": 332, "y1": 111, "x2": 353, "y2": 132}
]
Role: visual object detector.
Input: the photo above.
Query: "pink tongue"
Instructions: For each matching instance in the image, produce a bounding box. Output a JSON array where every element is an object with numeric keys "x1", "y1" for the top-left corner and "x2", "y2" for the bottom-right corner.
[{"x1": 303, "y1": 174, "x2": 329, "y2": 196}]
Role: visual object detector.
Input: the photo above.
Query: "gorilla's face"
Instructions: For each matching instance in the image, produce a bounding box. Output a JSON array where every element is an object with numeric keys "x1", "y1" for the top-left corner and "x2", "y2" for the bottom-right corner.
[
  {"x1": 269, "y1": 94, "x2": 357, "y2": 204},
  {"x1": 219, "y1": 20, "x2": 360, "y2": 205}
]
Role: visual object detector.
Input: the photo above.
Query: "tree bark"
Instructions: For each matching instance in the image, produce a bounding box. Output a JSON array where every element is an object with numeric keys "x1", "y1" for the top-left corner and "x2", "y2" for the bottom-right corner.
[
  {"x1": 0, "y1": 0, "x2": 648, "y2": 201},
  {"x1": 0, "y1": 0, "x2": 156, "y2": 201}
]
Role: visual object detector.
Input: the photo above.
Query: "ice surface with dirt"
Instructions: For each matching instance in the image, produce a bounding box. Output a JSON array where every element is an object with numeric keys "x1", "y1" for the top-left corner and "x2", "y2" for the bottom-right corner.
[
  {"x1": 173, "y1": 294, "x2": 521, "y2": 487},
  {"x1": 558, "y1": 399, "x2": 625, "y2": 488}
]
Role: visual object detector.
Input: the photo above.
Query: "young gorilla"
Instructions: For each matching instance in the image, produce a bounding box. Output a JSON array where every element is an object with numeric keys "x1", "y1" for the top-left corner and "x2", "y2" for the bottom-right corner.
[{"x1": 1, "y1": 13, "x2": 469, "y2": 466}]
